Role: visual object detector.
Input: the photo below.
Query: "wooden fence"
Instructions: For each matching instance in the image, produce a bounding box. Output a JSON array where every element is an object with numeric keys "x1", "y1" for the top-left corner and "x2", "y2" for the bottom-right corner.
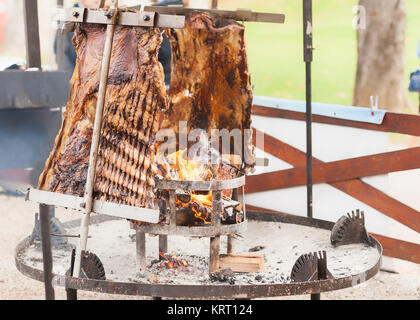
[{"x1": 247, "y1": 104, "x2": 420, "y2": 264}]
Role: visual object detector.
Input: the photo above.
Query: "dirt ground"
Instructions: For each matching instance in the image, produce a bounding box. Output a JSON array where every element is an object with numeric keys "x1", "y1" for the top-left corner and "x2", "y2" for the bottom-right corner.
[{"x1": 0, "y1": 192, "x2": 419, "y2": 300}]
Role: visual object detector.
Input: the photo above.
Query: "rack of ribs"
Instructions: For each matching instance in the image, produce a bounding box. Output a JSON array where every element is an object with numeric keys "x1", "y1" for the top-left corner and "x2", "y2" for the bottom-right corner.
[
  {"x1": 161, "y1": 12, "x2": 255, "y2": 170},
  {"x1": 37, "y1": 23, "x2": 168, "y2": 209}
]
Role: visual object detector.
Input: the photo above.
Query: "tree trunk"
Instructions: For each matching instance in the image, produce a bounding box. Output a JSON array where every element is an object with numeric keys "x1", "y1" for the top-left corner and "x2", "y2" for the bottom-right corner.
[{"x1": 353, "y1": 0, "x2": 412, "y2": 112}]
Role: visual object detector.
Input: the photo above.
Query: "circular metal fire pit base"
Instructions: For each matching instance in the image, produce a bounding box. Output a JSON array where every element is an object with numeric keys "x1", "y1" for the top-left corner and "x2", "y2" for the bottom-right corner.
[
  {"x1": 130, "y1": 220, "x2": 247, "y2": 237},
  {"x1": 15, "y1": 212, "x2": 382, "y2": 299}
]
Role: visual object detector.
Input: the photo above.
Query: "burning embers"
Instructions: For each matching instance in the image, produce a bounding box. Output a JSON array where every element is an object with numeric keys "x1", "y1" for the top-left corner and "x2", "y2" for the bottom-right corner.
[
  {"x1": 156, "y1": 147, "x2": 243, "y2": 226},
  {"x1": 158, "y1": 252, "x2": 188, "y2": 269}
]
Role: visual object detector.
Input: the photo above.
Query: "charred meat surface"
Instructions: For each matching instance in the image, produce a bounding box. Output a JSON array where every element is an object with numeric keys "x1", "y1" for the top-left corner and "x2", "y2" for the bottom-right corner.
[
  {"x1": 162, "y1": 12, "x2": 255, "y2": 169},
  {"x1": 38, "y1": 24, "x2": 168, "y2": 209}
]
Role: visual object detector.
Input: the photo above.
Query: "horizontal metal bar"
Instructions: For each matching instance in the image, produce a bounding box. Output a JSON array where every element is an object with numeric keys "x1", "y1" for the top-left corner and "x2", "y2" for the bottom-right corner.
[
  {"x1": 155, "y1": 174, "x2": 245, "y2": 191},
  {"x1": 253, "y1": 96, "x2": 386, "y2": 125},
  {"x1": 141, "y1": 6, "x2": 285, "y2": 24},
  {"x1": 0, "y1": 71, "x2": 70, "y2": 109},
  {"x1": 130, "y1": 220, "x2": 247, "y2": 237},
  {"x1": 26, "y1": 188, "x2": 159, "y2": 224},
  {"x1": 50, "y1": 233, "x2": 92, "y2": 238},
  {"x1": 55, "y1": 8, "x2": 185, "y2": 29}
]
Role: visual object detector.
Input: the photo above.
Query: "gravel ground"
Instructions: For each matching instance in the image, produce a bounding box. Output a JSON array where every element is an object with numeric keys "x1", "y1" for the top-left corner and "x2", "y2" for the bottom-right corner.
[{"x1": 1, "y1": 192, "x2": 419, "y2": 300}]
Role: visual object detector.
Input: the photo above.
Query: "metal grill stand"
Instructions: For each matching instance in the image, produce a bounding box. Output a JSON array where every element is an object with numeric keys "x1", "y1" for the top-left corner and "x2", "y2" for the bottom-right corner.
[
  {"x1": 22, "y1": 2, "x2": 285, "y2": 300},
  {"x1": 132, "y1": 175, "x2": 247, "y2": 275}
]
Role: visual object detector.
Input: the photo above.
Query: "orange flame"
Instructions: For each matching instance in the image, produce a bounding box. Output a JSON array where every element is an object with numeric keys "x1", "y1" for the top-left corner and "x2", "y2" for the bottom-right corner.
[{"x1": 165, "y1": 149, "x2": 214, "y2": 224}]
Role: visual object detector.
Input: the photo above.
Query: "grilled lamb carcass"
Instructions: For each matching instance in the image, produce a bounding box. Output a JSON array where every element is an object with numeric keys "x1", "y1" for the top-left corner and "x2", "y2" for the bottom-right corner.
[
  {"x1": 37, "y1": 24, "x2": 168, "y2": 209},
  {"x1": 161, "y1": 12, "x2": 255, "y2": 170}
]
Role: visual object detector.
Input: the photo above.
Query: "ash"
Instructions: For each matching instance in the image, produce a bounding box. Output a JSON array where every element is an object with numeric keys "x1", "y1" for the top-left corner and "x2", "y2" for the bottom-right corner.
[{"x1": 21, "y1": 218, "x2": 379, "y2": 286}]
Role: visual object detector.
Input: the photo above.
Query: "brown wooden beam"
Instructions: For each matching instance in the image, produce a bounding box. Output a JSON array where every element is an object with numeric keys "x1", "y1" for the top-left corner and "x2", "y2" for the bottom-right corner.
[
  {"x1": 252, "y1": 128, "x2": 307, "y2": 167},
  {"x1": 331, "y1": 179, "x2": 420, "y2": 235},
  {"x1": 252, "y1": 105, "x2": 420, "y2": 137},
  {"x1": 250, "y1": 129, "x2": 420, "y2": 234},
  {"x1": 246, "y1": 146, "x2": 420, "y2": 193},
  {"x1": 370, "y1": 233, "x2": 420, "y2": 265}
]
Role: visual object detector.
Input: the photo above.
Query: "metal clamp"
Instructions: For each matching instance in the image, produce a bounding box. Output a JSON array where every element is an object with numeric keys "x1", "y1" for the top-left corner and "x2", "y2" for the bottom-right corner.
[{"x1": 54, "y1": 8, "x2": 185, "y2": 30}]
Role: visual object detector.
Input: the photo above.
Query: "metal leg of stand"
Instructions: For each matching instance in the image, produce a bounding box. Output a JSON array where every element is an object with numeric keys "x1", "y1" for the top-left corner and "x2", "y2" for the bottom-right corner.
[
  {"x1": 39, "y1": 204, "x2": 55, "y2": 300},
  {"x1": 311, "y1": 293, "x2": 320, "y2": 300},
  {"x1": 136, "y1": 231, "x2": 146, "y2": 275},
  {"x1": 209, "y1": 236, "x2": 220, "y2": 274},
  {"x1": 227, "y1": 236, "x2": 235, "y2": 254},
  {"x1": 228, "y1": 188, "x2": 238, "y2": 254},
  {"x1": 159, "y1": 235, "x2": 168, "y2": 257},
  {"x1": 66, "y1": 248, "x2": 77, "y2": 300},
  {"x1": 303, "y1": 0, "x2": 314, "y2": 219},
  {"x1": 66, "y1": 288, "x2": 78, "y2": 300}
]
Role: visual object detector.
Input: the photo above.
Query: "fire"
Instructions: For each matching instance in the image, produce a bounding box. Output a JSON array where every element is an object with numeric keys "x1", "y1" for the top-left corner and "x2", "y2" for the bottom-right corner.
[
  {"x1": 163, "y1": 149, "x2": 215, "y2": 224},
  {"x1": 166, "y1": 149, "x2": 214, "y2": 181},
  {"x1": 159, "y1": 252, "x2": 188, "y2": 269}
]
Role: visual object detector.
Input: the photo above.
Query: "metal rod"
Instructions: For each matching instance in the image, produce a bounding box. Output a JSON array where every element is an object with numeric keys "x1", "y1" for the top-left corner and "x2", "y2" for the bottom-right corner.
[
  {"x1": 209, "y1": 236, "x2": 220, "y2": 273},
  {"x1": 211, "y1": 0, "x2": 218, "y2": 9},
  {"x1": 66, "y1": 249, "x2": 77, "y2": 300},
  {"x1": 241, "y1": 186, "x2": 247, "y2": 221},
  {"x1": 169, "y1": 190, "x2": 177, "y2": 226},
  {"x1": 303, "y1": 0, "x2": 313, "y2": 218},
  {"x1": 227, "y1": 188, "x2": 239, "y2": 254},
  {"x1": 50, "y1": 233, "x2": 92, "y2": 238},
  {"x1": 56, "y1": 0, "x2": 67, "y2": 71},
  {"x1": 27, "y1": 188, "x2": 159, "y2": 223},
  {"x1": 159, "y1": 235, "x2": 168, "y2": 258},
  {"x1": 227, "y1": 236, "x2": 235, "y2": 254},
  {"x1": 73, "y1": 0, "x2": 119, "y2": 278},
  {"x1": 136, "y1": 231, "x2": 146, "y2": 275},
  {"x1": 212, "y1": 190, "x2": 222, "y2": 226},
  {"x1": 39, "y1": 204, "x2": 55, "y2": 300},
  {"x1": 210, "y1": 190, "x2": 222, "y2": 272},
  {"x1": 23, "y1": 0, "x2": 42, "y2": 69},
  {"x1": 140, "y1": 6, "x2": 285, "y2": 24}
]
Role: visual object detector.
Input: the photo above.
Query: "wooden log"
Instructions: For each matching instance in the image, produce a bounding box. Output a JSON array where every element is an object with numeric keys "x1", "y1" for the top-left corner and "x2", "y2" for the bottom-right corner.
[
  {"x1": 371, "y1": 233, "x2": 420, "y2": 264},
  {"x1": 221, "y1": 198, "x2": 243, "y2": 224},
  {"x1": 219, "y1": 254, "x2": 265, "y2": 273},
  {"x1": 175, "y1": 207, "x2": 204, "y2": 226},
  {"x1": 175, "y1": 191, "x2": 191, "y2": 204}
]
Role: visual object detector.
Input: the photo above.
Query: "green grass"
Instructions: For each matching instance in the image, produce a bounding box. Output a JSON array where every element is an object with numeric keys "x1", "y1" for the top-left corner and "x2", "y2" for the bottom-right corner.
[{"x1": 219, "y1": 0, "x2": 420, "y2": 111}]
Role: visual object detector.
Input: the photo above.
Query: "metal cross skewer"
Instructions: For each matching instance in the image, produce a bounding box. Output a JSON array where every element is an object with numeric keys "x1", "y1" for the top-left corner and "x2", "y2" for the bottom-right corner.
[
  {"x1": 73, "y1": 0, "x2": 119, "y2": 278},
  {"x1": 303, "y1": 0, "x2": 313, "y2": 219}
]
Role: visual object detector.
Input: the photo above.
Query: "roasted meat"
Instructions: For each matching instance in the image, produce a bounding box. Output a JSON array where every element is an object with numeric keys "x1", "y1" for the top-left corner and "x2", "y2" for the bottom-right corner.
[
  {"x1": 37, "y1": 23, "x2": 168, "y2": 208},
  {"x1": 161, "y1": 12, "x2": 255, "y2": 169}
]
